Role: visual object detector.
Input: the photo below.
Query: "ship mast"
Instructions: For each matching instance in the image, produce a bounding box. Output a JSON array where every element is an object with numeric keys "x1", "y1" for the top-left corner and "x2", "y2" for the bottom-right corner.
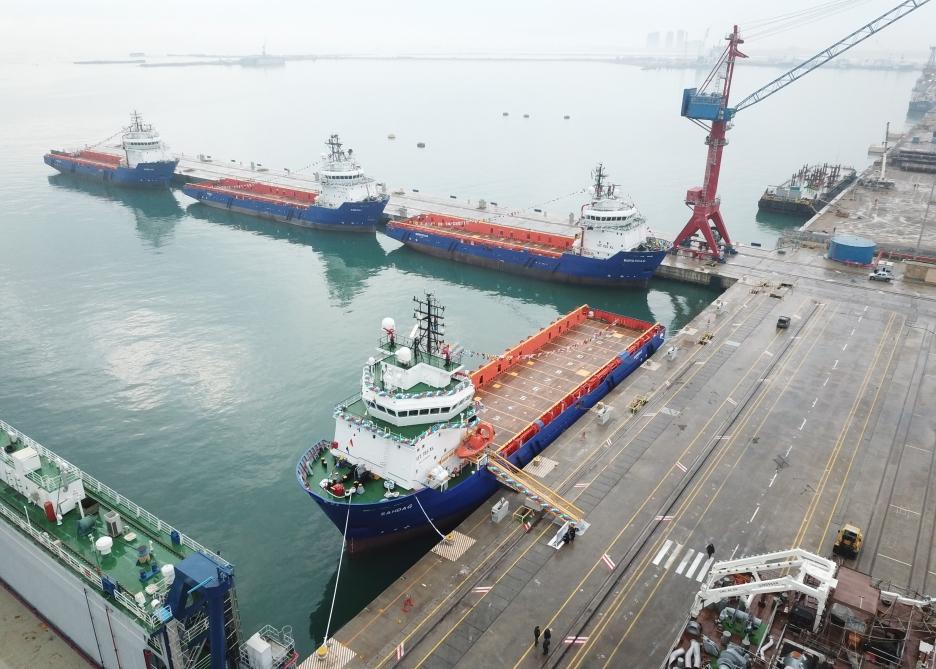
[
  {"x1": 593, "y1": 163, "x2": 606, "y2": 200},
  {"x1": 412, "y1": 293, "x2": 445, "y2": 361},
  {"x1": 326, "y1": 134, "x2": 344, "y2": 162}
]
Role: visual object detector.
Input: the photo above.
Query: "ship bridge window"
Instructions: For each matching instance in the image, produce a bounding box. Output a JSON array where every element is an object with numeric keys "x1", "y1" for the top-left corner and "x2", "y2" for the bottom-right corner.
[
  {"x1": 419, "y1": 408, "x2": 429, "y2": 415},
  {"x1": 429, "y1": 407, "x2": 440, "y2": 414}
]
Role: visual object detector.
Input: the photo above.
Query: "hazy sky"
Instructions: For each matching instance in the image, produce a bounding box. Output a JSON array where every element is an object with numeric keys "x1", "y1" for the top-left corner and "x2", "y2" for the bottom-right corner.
[{"x1": 2, "y1": 0, "x2": 933, "y2": 60}]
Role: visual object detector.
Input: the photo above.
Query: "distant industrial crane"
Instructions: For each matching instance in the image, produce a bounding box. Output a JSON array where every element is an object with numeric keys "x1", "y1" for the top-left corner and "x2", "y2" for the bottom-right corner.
[{"x1": 671, "y1": 0, "x2": 932, "y2": 260}]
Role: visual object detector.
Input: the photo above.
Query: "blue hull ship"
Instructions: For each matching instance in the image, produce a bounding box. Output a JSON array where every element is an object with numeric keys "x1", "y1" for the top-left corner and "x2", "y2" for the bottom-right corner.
[
  {"x1": 43, "y1": 112, "x2": 177, "y2": 188},
  {"x1": 297, "y1": 297, "x2": 664, "y2": 553},
  {"x1": 44, "y1": 152, "x2": 177, "y2": 187},
  {"x1": 181, "y1": 134, "x2": 388, "y2": 233},
  {"x1": 385, "y1": 164, "x2": 669, "y2": 287},
  {"x1": 385, "y1": 223, "x2": 667, "y2": 286},
  {"x1": 181, "y1": 181, "x2": 388, "y2": 232}
]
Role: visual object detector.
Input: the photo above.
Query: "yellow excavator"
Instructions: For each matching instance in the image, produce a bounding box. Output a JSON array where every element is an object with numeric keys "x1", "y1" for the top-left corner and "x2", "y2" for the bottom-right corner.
[{"x1": 833, "y1": 524, "x2": 863, "y2": 559}]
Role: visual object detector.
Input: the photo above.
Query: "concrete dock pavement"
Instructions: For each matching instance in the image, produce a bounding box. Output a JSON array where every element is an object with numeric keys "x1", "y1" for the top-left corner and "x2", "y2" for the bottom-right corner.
[
  {"x1": 0, "y1": 580, "x2": 91, "y2": 669},
  {"x1": 299, "y1": 244, "x2": 936, "y2": 668}
]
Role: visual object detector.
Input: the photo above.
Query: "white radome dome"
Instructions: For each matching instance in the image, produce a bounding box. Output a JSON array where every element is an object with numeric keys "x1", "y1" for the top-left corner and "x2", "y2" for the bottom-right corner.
[
  {"x1": 381, "y1": 317, "x2": 396, "y2": 332},
  {"x1": 395, "y1": 347, "x2": 412, "y2": 365}
]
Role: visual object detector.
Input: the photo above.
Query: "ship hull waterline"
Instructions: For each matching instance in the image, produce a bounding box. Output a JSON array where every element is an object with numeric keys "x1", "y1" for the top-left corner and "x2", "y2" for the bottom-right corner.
[
  {"x1": 44, "y1": 154, "x2": 177, "y2": 188},
  {"x1": 385, "y1": 226, "x2": 666, "y2": 287},
  {"x1": 298, "y1": 325, "x2": 664, "y2": 554},
  {"x1": 182, "y1": 185, "x2": 388, "y2": 233}
]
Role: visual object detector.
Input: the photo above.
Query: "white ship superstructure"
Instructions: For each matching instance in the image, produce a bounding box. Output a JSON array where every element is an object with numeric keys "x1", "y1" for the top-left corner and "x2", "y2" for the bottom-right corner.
[
  {"x1": 315, "y1": 134, "x2": 385, "y2": 209},
  {"x1": 120, "y1": 111, "x2": 175, "y2": 168},
  {"x1": 577, "y1": 164, "x2": 668, "y2": 258},
  {"x1": 327, "y1": 295, "x2": 480, "y2": 493}
]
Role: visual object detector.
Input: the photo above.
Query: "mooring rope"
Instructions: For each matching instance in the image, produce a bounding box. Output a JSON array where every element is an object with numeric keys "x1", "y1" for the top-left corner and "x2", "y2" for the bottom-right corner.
[
  {"x1": 320, "y1": 491, "x2": 353, "y2": 651},
  {"x1": 414, "y1": 494, "x2": 448, "y2": 541}
]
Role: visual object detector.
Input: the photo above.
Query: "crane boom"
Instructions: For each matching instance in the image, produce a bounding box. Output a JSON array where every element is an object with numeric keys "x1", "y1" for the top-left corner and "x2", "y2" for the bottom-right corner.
[
  {"x1": 735, "y1": 0, "x2": 931, "y2": 113},
  {"x1": 672, "y1": 0, "x2": 932, "y2": 260}
]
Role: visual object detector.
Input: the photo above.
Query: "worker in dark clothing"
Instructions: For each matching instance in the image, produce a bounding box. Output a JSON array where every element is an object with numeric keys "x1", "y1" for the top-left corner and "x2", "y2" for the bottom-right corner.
[
  {"x1": 569, "y1": 525, "x2": 577, "y2": 542},
  {"x1": 706, "y1": 543, "x2": 715, "y2": 559},
  {"x1": 542, "y1": 628, "x2": 551, "y2": 655},
  {"x1": 533, "y1": 625, "x2": 541, "y2": 647}
]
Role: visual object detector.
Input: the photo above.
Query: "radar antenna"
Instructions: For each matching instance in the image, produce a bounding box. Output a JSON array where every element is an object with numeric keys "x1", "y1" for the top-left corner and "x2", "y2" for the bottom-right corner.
[{"x1": 413, "y1": 293, "x2": 445, "y2": 359}]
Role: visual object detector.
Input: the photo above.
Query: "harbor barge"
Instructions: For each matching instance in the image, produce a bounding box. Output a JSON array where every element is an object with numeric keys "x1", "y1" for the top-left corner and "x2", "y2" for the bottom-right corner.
[
  {"x1": 758, "y1": 163, "x2": 856, "y2": 219},
  {"x1": 297, "y1": 298, "x2": 664, "y2": 553},
  {"x1": 0, "y1": 419, "x2": 295, "y2": 669}
]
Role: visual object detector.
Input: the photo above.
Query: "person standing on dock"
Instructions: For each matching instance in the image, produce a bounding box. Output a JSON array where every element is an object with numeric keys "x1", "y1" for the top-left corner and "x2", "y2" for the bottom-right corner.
[
  {"x1": 533, "y1": 625, "x2": 541, "y2": 647},
  {"x1": 542, "y1": 627, "x2": 551, "y2": 655}
]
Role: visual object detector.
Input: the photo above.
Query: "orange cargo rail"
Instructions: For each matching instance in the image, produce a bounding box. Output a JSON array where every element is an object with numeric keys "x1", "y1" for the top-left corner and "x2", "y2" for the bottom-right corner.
[
  {"x1": 77, "y1": 151, "x2": 123, "y2": 166},
  {"x1": 466, "y1": 304, "x2": 662, "y2": 460},
  {"x1": 396, "y1": 213, "x2": 577, "y2": 250},
  {"x1": 189, "y1": 178, "x2": 319, "y2": 206}
]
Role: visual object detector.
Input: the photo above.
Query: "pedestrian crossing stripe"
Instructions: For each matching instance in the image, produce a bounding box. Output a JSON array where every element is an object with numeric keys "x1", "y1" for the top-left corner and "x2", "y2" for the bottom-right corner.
[
  {"x1": 601, "y1": 553, "x2": 615, "y2": 570},
  {"x1": 472, "y1": 586, "x2": 492, "y2": 594},
  {"x1": 523, "y1": 522, "x2": 532, "y2": 532},
  {"x1": 564, "y1": 636, "x2": 588, "y2": 644},
  {"x1": 396, "y1": 642, "x2": 405, "y2": 660},
  {"x1": 675, "y1": 461, "x2": 688, "y2": 473},
  {"x1": 651, "y1": 541, "x2": 715, "y2": 582},
  {"x1": 655, "y1": 515, "x2": 674, "y2": 521},
  {"x1": 573, "y1": 482, "x2": 588, "y2": 488}
]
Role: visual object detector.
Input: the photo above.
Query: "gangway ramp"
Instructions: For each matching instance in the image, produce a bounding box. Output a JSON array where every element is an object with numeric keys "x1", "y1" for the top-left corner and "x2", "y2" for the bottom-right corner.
[{"x1": 485, "y1": 452, "x2": 588, "y2": 532}]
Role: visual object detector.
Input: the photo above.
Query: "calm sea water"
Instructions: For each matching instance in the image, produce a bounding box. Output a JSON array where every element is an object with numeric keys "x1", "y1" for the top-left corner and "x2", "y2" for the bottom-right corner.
[{"x1": 0, "y1": 58, "x2": 916, "y2": 653}]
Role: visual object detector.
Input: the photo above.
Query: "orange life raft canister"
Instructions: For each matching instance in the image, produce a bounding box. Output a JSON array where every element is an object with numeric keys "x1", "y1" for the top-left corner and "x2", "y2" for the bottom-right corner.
[{"x1": 455, "y1": 422, "x2": 496, "y2": 458}]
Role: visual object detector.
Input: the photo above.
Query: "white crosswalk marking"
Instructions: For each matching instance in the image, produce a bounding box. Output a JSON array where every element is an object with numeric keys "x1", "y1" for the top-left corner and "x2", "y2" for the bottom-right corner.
[
  {"x1": 651, "y1": 542, "x2": 716, "y2": 583},
  {"x1": 685, "y1": 552, "x2": 705, "y2": 579},
  {"x1": 663, "y1": 543, "x2": 683, "y2": 569},
  {"x1": 676, "y1": 550, "x2": 694, "y2": 575},
  {"x1": 653, "y1": 540, "x2": 673, "y2": 566},
  {"x1": 697, "y1": 557, "x2": 715, "y2": 581}
]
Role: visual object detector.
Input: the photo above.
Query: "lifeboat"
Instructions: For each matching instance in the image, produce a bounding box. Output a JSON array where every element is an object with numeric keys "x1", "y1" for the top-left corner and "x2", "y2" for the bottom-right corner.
[{"x1": 456, "y1": 422, "x2": 496, "y2": 458}]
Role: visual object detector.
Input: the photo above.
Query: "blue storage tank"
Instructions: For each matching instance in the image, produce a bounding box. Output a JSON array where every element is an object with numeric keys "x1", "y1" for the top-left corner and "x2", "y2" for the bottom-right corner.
[{"x1": 829, "y1": 234, "x2": 876, "y2": 265}]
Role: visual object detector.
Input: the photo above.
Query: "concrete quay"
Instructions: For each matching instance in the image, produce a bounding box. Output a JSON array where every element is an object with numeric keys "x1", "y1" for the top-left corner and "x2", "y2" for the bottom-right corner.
[
  {"x1": 0, "y1": 579, "x2": 90, "y2": 669},
  {"x1": 802, "y1": 111, "x2": 936, "y2": 259},
  {"x1": 297, "y1": 233, "x2": 936, "y2": 668}
]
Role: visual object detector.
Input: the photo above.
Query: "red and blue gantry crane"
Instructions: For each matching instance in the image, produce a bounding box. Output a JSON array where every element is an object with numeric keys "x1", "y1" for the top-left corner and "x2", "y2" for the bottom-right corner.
[{"x1": 671, "y1": 1, "x2": 931, "y2": 261}]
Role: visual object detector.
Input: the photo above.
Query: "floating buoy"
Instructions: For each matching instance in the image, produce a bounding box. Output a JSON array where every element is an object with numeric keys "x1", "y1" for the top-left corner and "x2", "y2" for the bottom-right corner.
[
  {"x1": 416, "y1": 142, "x2": 426, "y2": 148},
  {"x1": 523, "y1": 114, "x2": 530, "y2": 118},
  {"x1": 502, "y1": 112, "x2": 509, "y2": 116},
  {"x1": 564, "y1": 115, "x2": 570, "y2": 120},
  {"x1": 388, "y1": 133, "x2": 396, "y2": 140}
]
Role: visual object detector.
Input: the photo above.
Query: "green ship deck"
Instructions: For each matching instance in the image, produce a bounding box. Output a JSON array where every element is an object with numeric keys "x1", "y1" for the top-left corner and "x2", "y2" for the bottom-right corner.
[{"x1": 0, "y1": 421, "x2": 222, "y2": 629}]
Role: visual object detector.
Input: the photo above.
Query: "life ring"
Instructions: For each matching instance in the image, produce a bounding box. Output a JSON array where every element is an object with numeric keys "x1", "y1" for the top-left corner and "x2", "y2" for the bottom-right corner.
[{"x1": 456, "y1": 422, "x2": 496, "y2": 458}]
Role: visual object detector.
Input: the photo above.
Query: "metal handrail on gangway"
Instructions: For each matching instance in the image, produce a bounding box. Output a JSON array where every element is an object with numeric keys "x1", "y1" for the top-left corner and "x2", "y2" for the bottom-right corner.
[{"x1": 484, "y1": 451, "x2": 587, "y2": 532}]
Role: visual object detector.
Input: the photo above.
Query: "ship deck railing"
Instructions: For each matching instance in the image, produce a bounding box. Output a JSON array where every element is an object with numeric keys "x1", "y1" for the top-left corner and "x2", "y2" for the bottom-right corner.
[
  {"x1": 0, "y1": 494, "x2": 171, "y2": 629},
  {"x1": 0, "y1": 419, "x2": 226, "y2": 566},
  {"x1": 239, "y1": 625, "x2": 297, "y2": 669},
  {"x1": 378, "y1": 335, "x2": 464, "y2": 369},
  {"x1": 390, "y1": 218, "x2": 568, "y2": 258},
  {"x1": 300, "y1": 442, "x2": 477, "y2": 505},
  {"x1": 335, "y1": 395, "x2": 475, "y2": 443}
]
